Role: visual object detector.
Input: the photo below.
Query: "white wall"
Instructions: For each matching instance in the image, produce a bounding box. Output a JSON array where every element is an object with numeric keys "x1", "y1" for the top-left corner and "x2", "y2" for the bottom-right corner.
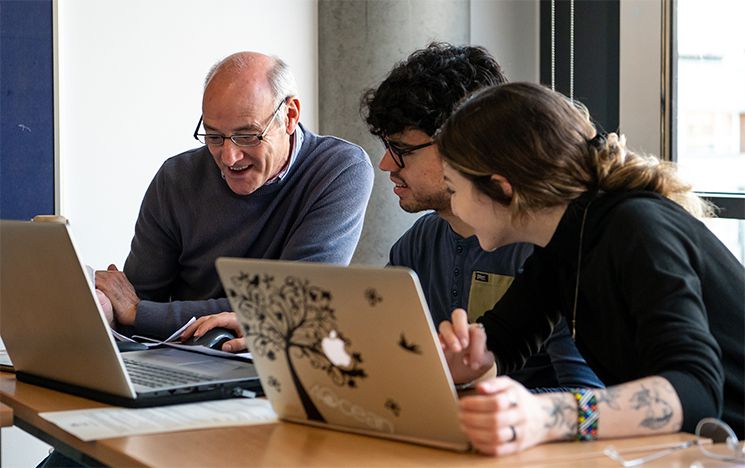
[
  {"x1": 471, "y1": 0, "x2": 540, "y2": 83},
  {"x1": 56, "y1": 0, "x2": 319, "y2": 269}
]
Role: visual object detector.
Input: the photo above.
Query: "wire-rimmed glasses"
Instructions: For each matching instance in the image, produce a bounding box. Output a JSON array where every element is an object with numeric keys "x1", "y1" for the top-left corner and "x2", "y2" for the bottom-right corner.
[
  {"x1": 193, "y1": 98, "x2": 287, "y2": 147},
  {"x1": 602, "y1": 418, "x2": 744, "y2": 466},
  {"x1": 382, "y1": 138, "x2": 434, "y2": 168},
  {"x1": 602, "y1": 440, "x2": 696, "y2": 467}
]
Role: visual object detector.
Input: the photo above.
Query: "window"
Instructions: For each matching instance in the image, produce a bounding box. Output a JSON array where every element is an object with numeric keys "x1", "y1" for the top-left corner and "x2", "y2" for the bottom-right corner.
[
  {"x1": 545, "y1": 0, "x2": 744, "y2": 264},
  {"x1": 672, "y1": 0, "x2": 745, "y2": 263}
]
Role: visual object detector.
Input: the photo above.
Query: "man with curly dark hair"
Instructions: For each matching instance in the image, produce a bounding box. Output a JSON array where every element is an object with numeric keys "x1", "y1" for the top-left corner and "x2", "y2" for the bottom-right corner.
[{"x1": 361, "y1": 43, "x2": 602, "y2": 390}]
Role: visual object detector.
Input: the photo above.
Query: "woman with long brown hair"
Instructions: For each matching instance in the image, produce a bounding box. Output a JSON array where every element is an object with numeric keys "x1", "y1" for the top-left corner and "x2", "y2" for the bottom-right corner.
[{"x1": 436, "y1": 82, "x2": 744, "y2": 456}]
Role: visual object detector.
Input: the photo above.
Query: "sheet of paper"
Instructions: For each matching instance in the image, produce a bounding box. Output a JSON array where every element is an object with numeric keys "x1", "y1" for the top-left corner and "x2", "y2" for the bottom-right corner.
[
  {"x1": 40, "y1": 398, "x2": 277, "y2": 441},
  {"x1": 163, "y1": 342, "x2": 252, "y2": 361},
  {"x1": 111, "y1": 329, "x2": 137, "y2": 343},
  {"x1": 109, "y1": 317, "x2": 251, "y2": 360},
  {"x1": 162, "y1": 316, "x2": 197, "y2": 342},
  {"x1": 127, "y1": 317, "x2": 198, "y2": 348},
  {"x1": 0, "y1": 349, "x2": 12, "y2": 371},
  {"x1": 111, "y1": 317, "x2": 197, "y2": 348},
  {"x1": 0, "y1": 338, "x2": 13, "y2": 370},
  {"x1": 132, "y1": 317, "x2": 197, "y2": 346}
]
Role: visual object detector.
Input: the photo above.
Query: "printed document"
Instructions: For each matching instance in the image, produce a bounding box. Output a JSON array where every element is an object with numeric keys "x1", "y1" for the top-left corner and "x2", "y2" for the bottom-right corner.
[{"x1": 40, "y1": 398, "x2": 277, "y2": 441}]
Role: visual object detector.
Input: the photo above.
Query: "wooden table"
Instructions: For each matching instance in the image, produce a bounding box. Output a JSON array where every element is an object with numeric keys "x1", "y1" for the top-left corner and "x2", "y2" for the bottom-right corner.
[
  {"x1": 0, "y1": 402, "x2": 12, "y2": 427},
  {"x1": 1, "y1": 372, "x2": 726, "y2": 467}
]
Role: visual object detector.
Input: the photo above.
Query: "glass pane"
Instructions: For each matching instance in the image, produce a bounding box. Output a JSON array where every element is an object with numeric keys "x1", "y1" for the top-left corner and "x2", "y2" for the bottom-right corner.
[
  {"x1": 674, "y1": 0, "x2": 745, "y2": 194},
  {"x1": 701, "y1": 218, "x2": 745, "y2": 265}
]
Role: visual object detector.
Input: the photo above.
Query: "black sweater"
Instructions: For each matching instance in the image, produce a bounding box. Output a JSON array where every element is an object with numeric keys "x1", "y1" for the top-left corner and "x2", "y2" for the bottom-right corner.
[{"x1": 479, "y1": 191, "x2": 744, "y2": 437}]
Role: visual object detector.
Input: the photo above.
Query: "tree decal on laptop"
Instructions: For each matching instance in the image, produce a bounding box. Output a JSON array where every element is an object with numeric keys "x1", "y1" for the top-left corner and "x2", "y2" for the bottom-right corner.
[{"x1": 225, "y1": 272, "x2": 367, "y2": 422}]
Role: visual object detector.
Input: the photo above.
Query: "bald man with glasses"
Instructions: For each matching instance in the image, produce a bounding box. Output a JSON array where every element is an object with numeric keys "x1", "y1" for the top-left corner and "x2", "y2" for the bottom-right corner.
[{"x1": 96, "y1": 51, "x2": 373, "y2": 349}]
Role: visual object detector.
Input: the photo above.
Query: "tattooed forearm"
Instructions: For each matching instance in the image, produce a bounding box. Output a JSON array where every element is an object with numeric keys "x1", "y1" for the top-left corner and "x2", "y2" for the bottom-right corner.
[
  {"x1": 536, "y1": 378, "x2": 682, "y2": 440},
  {"x1": 595, "y1": 386, "x2": 622, "y2": 411},
  {"x1": 542, "y1": 394, "x2": 576, "y2": 440},
  {"x1": 629, "y1": 384, "x2": 674, "y2": 430}
]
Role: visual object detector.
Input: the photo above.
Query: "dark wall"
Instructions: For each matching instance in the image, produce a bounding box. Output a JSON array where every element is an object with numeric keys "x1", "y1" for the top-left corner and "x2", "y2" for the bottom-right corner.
[
  {"x1": 540, "y1": 0, "x2": 620, "y2": 134},
  {"x1": 0, "y1": 0, "x2": 55, "y2": 220}
]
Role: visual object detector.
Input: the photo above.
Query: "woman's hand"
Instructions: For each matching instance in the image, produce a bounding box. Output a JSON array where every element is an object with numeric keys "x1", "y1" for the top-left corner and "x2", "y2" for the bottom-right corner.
[
  {"x1": 459, "y1": 377, "x2": 555, "y2": 456},
  {"x1": 180, "y1": 312, "x2": 246, "y2": 352},
  {"x1": 438, "y1": 308, "x2": 495, "y2": 383}
]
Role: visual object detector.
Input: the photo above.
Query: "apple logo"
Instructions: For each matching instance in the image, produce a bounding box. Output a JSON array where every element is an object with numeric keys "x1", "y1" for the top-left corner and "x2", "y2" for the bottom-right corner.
[{"x1": 321, "y1": 330, "x2": 352, "y2": 368}]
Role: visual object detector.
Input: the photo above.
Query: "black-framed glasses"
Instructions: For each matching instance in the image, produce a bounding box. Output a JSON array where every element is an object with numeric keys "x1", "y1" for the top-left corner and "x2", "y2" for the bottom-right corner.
[
  {"x1": 382, "y1": 137, "x2": 435, "y2": 168},
  {"x1": 193, "y1": 98, "x2": 286, "y2": 147}
]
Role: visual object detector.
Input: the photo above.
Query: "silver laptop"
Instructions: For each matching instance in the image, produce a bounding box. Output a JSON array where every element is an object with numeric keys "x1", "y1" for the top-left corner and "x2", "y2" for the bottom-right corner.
[
  {"x1": 215, "y1": 258, "x2": 470, "y2": 451},
  {"x1": 0, "y1": 220, "x2": 261, "y2": 407}
]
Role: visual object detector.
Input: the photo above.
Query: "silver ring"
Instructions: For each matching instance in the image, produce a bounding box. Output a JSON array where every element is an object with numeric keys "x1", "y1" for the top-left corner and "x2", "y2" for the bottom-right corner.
[{"x1": 508, "y1": 425, "x2": 517, "y2": 442}]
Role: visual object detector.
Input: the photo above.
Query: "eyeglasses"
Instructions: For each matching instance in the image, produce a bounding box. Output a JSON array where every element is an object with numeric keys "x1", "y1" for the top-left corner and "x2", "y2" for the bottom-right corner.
[
  {"x1": 602, "y1": 417, "x2": 745, "y2": 466},
  {"x1": 193, "y1": 98, "x2": 286, "y2": 147},
  {"x1": 695, "y1": 417, "x2": 745, "y2": 463},
  {"x1": 602, "y1": 441, "x2": 695, "y2": 467},
  {"x1": 382, "y1": 137, "x2": 435, "y2": 168}
]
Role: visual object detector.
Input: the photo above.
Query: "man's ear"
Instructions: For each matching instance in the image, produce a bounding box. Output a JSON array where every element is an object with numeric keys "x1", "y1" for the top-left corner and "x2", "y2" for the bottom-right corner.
[
  {"x1": 490, "y1": 174, "x2": 513, "y2": 198},
  {"x1": 284, "y1": 96, "x2": 301, "y2": 134}
]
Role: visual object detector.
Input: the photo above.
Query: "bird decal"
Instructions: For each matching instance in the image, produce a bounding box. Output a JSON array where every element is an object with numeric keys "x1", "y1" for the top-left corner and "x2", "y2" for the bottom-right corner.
[{"x1": 398, "y1": 333, "x2": 422, "y2": 354}]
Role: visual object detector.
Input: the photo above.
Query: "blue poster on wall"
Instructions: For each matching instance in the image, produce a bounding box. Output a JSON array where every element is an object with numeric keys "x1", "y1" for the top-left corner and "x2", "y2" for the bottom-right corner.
[{"x1": 0, "y1": 0, "x2": 55, "y2": 220}]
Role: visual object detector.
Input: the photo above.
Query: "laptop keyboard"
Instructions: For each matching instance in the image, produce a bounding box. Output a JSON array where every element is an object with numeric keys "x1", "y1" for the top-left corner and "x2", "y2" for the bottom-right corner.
[{"x1": 123, "y1": 358, "x2": 212, "y2": 388}]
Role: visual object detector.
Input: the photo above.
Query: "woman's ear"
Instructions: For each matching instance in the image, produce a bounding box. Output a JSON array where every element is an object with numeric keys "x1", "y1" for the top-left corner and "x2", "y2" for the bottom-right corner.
[{"x1": 490, "y1": 174, "x2": 513, "y2": 198}]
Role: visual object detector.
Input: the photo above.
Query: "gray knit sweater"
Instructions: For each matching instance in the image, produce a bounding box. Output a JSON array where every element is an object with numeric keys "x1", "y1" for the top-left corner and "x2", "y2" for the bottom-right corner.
[{"x1": 123, "y1": 125, "x2": 374, "y2": 338}]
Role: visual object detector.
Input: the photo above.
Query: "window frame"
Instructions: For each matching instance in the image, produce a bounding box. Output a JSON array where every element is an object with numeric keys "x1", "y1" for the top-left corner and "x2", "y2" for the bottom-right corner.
[
  {"x1": 540, "y1": 0, "x2": 744, "y2": 221},
  {"x1": 650, "y1": 0, "x2": 744, "y2": 219}
]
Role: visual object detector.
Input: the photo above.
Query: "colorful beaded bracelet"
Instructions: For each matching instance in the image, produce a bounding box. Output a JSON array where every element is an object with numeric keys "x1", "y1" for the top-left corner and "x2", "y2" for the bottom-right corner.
[{"x1": 572, "y1": 388, "x2": 598, "y2": 441}]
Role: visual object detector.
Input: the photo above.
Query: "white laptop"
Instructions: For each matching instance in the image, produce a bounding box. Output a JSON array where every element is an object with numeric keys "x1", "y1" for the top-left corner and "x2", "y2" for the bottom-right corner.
[
  {"x1": 215, "y1": 258, "x2": 471, "y2": 451},
  {"x1": 0, "y1": 220, "x2": 261, "y2": 407}
]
